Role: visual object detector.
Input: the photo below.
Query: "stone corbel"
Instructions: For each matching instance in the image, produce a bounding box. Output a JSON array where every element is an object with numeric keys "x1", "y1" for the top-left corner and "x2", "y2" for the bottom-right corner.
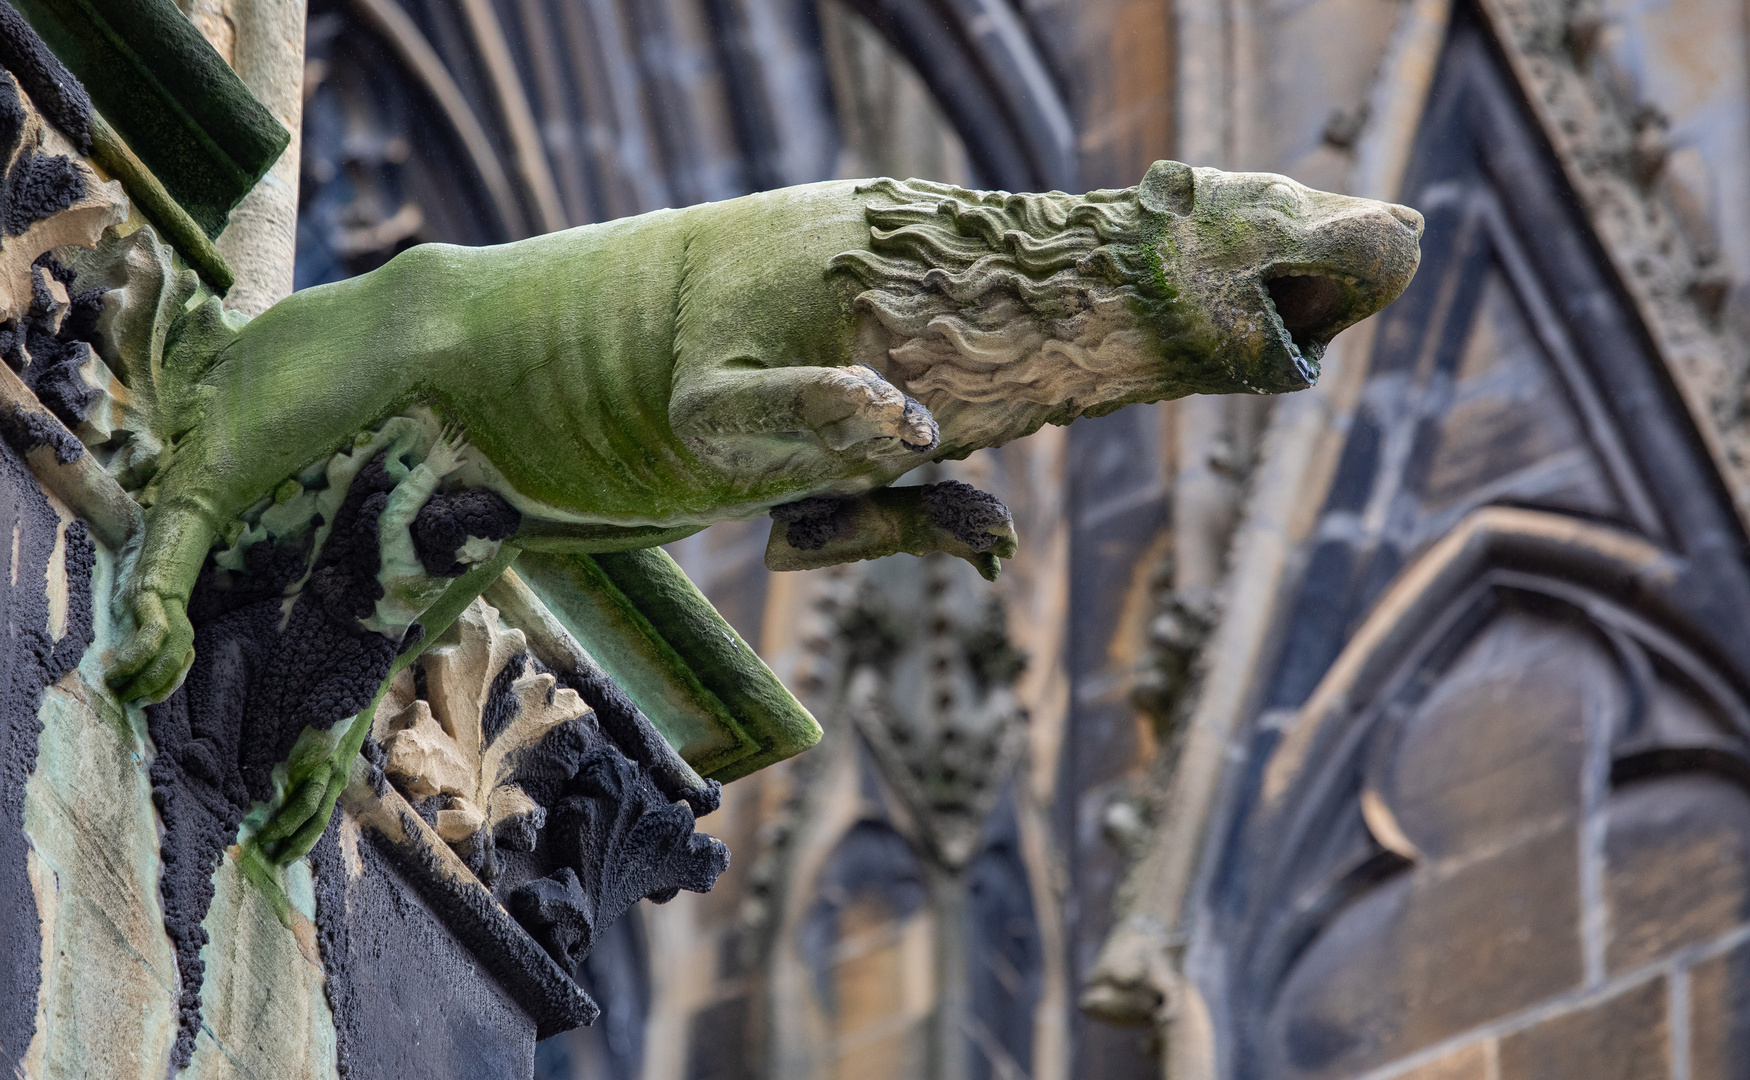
[
  {"x1": 355, "y1": 593, "x2": 731, "y2": 1021},
  {"x1": 338, "y1": 754, "x2": 600, "y2": 1035}
]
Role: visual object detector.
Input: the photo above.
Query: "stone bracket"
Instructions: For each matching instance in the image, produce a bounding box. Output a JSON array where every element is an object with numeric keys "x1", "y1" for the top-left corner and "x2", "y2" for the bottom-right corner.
[{"x1": 338, "y1": 756, "x2": 600, "y2": 1037}]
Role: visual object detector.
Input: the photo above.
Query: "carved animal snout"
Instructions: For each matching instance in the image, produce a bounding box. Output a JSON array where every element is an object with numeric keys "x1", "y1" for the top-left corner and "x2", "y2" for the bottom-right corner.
[
  {"x1": 1389, "y1": 203, "x2": 1425, "y2": 238},
  {"x1": 1224, "y1": 185, "x2": 1424, "y2": 392},
  {"x1": 1292, "y1": 199, "x2": 1424, "y2": 318}
]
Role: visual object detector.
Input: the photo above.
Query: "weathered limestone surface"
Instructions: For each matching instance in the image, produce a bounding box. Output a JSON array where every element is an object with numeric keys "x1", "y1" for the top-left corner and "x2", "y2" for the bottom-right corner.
[
  {"x1": 21, "y1": 651, "x2": 177, "y2": 1079},
  {"x1": 183, "y1": 854, "x2": 336, "y2": 1080},
  {"x1": 16, "y1": 515, "x2": 338, "y2": 1080},
  {"x1": 1394, "y1": 1044, "x2": 1491, "y2": 1080},
  {"x1": 1689, "y1": 940, "x2": 1750, "y2": 1079},
  {"x1": 1496, "y1": 979, "x2": 1671, "y2": 1080}
]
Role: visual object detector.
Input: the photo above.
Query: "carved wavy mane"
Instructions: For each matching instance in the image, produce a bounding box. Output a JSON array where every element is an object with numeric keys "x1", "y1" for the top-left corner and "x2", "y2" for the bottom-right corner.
[{"x1": 829, "y1": 177, "x2": 1178, "y2": 452}]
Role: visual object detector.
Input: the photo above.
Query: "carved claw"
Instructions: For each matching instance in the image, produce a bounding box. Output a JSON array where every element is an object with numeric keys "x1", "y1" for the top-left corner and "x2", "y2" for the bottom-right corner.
[
  {"x1": 259, "y1": 763, "x2": 349, "y2": 862},
  {"x1": 424, "y1": 424, "x2": 469, "y2": 477},
  {"x1": 255, "y1": 769, "x2": 333, "y2": 846},
  {"x1": 107, "y1": 590, "x2": 195, "y2": 703},
  {"x1": 816, "y1": 364, "x2": 939, "y2": 453},
  {"x1": 949, "y1": 516, "x2": 1015, "y2": 580},
  {"x1": 899, "y1": 398, "x2": 939, "y2": 452}
]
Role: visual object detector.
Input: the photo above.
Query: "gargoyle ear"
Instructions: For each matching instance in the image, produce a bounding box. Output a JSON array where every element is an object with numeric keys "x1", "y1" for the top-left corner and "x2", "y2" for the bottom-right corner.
[{"x1": 1138, "y1": 160, "x2": 1196, "y2": 216}]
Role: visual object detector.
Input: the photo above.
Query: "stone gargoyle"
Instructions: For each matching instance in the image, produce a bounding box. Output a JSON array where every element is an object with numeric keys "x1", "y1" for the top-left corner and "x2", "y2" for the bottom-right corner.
[{"x1": 104, "y1": 161, "x2": 1420, "y2": 842}]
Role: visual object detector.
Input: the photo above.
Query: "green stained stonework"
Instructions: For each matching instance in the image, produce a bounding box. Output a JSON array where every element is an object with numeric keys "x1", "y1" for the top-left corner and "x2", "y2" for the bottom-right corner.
[
  {"x1": 109, "y1": 162, "x2": 1422, "y2": 697},
  {"x1": 87, "y1": 160, "x2": 1420, "y2": 850},
  {"x1": 6, "y1": 0, "x2": 289, "y2": 239},
  {"x1": 519, "y1": 547, "x2": 817, "y2": 782}
]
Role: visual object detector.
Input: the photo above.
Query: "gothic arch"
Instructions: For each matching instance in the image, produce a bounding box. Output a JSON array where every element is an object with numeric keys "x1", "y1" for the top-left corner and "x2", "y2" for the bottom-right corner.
[
  {"x1": 296, "y1": 0, "x2": 1073, "y2": 290},
  {"x1": 1164, "y1": 4, "x2": 1750, "y2": 1075},
  {"x1": 1218, "y1": 507, "x2": 1750, "y2": 1077}
]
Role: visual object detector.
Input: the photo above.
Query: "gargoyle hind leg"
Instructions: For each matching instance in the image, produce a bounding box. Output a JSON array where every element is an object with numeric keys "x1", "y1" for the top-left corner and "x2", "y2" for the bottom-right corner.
[
  {"x1": 257, "y1": 544, "x2": 525, "y2": 863},
  {"x1": 765, "y1": 481, "x2": 1019, "y2": 581}
]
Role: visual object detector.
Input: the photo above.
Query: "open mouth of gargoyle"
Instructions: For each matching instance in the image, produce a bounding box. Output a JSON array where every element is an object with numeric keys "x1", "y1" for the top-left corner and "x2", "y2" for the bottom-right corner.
[{"x1": 1262, "y1": 269, "x2": 1358, "y2": 373}]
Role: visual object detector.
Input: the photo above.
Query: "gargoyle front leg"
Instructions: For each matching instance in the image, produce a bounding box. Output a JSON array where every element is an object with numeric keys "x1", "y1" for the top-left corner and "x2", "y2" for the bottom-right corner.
[
  {"x1": 671, "y1": 363, "x2": 938, "y2": 454},
  {"x1": 107, "y1": 497, "x2": 222, "y2": 702},
  {"x1": 765, "y1": 481, "x2": 1019, "y2": 581}
]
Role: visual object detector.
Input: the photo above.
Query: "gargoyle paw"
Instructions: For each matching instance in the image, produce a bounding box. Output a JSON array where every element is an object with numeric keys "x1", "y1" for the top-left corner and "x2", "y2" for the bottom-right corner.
[
  {"x1": 817, "y1": 364, "x2": 939, "y2": 454},
  {"x1": 107, "y1": 590, "x2": 196, "y2": 703},
  {"x1": 898, "y1": 398, "x2": 939, "y2": 452},
  {"x1": 424, "y1": 424, "x2": 469, "y2": 477},
  {"x1": 256, "y1": 762, "x2": 348, "y2": 862}
]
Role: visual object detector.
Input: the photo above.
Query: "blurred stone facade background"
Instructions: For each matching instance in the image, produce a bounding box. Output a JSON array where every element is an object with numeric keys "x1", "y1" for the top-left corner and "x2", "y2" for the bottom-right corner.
[{"x1": 289, "y1": 1, "x2": 1750, "y2": 1078}]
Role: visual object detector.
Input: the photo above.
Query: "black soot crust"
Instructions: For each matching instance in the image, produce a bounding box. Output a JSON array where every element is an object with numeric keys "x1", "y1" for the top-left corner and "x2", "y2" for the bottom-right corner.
[
  {"x1": 148, "y1": 454, "x2": 407, "y2": 1069},
  {"x1": 770, "y1": 496, "x2": 848, "y2": 551},
  {"x1": 0, "y1": 437, "x2": 93, "y2": 1078},
  {"x1": 2, "y1": 256, "x2": 107, "y2": 430},
  {"x1": 921, "y1": 480, "x2": 1012, "y2": 552},
  {"x1": 411, "y1": 487, "x2": 521, "y2": 577},
  {"x1": 0, "y1": 6, "x2": 92, "y2": 153},
  {"x1": 0, "y1": 401, "x2": 81, "y2": 464}
]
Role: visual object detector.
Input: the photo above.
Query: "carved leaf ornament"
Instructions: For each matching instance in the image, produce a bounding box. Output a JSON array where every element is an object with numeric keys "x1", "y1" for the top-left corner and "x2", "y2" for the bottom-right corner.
[
  {"x1": 0, "y1": 70, "x2": 126, "y2": 326},
  {"x1": 375, "y1": 600, "x2": 574, "y2": 878},
  {"x1": 842, "y1": 557, "x2": 1028, "y2": 868},
  {"x1": 514, "y1": 749, "x2": 729, "y2": 967},
  {"x1": 372, "y1": 597, "x2": 730, "y2": 970}
]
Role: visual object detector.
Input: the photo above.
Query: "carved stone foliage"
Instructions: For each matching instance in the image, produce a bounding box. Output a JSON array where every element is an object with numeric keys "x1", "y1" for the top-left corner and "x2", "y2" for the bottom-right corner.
[
  {"x1": 1130, "y1": 560, "x2": 1220, "y2": 749},
  {"x1": 376, "y1": 601, "x2": 574, "y2": 883},
  {"x1": 0, "y1": 68, "x2": 125, "y2": 327},
  {"x1": 1470, "y1": 0, "x2": 1750, "y2": 532},
  {"x1": 510, "y1": 749, "x2": 728, "y2": 970},
  {"x1": 0, "y1": 62, "x2": 127, "y2": 444},
  {"x1": 371, "y1": 597, "x2": 730, "y2": 972},
  {"x1": 1099, "y1": 566, "x2": 1220, "y2": 865},
  {"x1": 841, "y1": 551, "x2": 1027, "y2": 867},
  {"x1": 767, "y1": 544, "x2": 1044, "y2": 1080}
]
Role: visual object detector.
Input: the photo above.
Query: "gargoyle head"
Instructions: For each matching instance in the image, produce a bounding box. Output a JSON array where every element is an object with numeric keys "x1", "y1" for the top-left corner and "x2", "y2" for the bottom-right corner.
[
  {"x1": 1138, "y1": 159, "x2": 1423, "y2": 394},
  {"x1": 835, "y1": 164, "x2": 1421, "y2": 455}
]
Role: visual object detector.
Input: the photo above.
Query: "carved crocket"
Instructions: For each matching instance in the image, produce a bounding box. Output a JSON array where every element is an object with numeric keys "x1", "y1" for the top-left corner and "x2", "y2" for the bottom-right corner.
[{"x1": 110, "y1": 160, "x2": 1421, "y2": 705}]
